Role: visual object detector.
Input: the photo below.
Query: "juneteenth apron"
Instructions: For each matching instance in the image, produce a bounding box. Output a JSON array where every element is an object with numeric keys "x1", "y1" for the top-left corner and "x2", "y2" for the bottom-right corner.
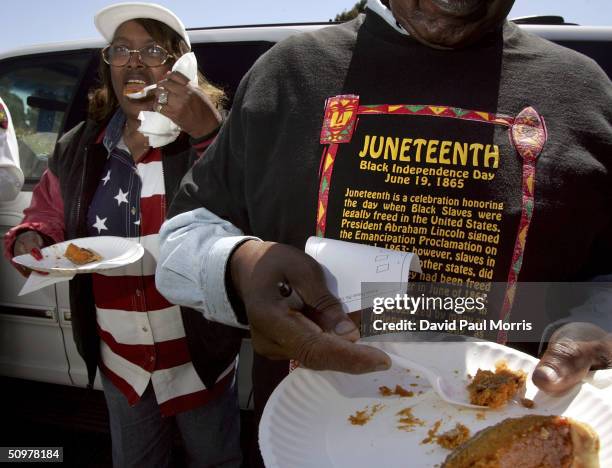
[{"x1": 315, "y1": 95, "x2": 547, "y2": 345}]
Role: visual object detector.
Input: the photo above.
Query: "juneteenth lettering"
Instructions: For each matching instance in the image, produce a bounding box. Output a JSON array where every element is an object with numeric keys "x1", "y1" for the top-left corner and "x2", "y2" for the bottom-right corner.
[{"x1": 358, "y1": 134, "x2": 499, "y2": 187}]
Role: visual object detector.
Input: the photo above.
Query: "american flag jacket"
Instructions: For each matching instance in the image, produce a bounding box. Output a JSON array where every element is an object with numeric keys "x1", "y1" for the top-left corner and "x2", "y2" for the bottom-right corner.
[{"x1": 4, "y1": 112, "x2": 245, "y2": 410}]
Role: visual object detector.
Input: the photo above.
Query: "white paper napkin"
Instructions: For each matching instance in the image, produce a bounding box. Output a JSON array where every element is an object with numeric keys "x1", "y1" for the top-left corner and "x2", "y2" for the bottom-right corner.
[
  {"x1": 585, "y1": 369, "x2": 612, "y2": 390},
  {"x1": 305, "y1": 237, "x2": 421, "y2": 313},
  {"x1": 137, "y1": 52, "x2": 198, "y2": 147},
  {"x1": 19, "y1": 271, "x2": 75, "y2": 296}
]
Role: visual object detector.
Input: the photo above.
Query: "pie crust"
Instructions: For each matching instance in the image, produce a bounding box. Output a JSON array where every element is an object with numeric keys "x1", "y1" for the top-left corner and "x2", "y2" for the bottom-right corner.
[{"x1": 442, "y1": 415, "x2": 600, "y2": 468}]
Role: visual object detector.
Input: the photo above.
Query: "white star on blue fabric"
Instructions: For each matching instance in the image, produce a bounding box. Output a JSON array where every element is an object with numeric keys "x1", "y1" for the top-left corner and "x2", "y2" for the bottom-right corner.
[
  {"x1": 114, "y1": 188, "x2": 129, "y2": 206},
  {"x1": 134, "y1": 219, "x2": 140, "y2": 226},
  {"x1": 92, "y1": 216, "x2": 108, "y2": 234},
  {"x1": 101, "y1": 170, "x2": 111, "y2": 186}
]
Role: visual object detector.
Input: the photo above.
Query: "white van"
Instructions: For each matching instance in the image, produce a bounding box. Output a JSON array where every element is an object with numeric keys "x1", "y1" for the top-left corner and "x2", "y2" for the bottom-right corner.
[
  {"x1": 0, "y1": 20, "x2": 611, "y2": 411},
  {"x1": 0, "y1": 23, "x2": 324, "y2": 410}
]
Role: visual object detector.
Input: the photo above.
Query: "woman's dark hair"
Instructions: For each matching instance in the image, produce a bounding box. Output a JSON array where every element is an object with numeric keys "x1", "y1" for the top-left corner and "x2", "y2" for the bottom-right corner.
[{"x1": 88, "y1": 18, "x2": 226, "y2": 122}]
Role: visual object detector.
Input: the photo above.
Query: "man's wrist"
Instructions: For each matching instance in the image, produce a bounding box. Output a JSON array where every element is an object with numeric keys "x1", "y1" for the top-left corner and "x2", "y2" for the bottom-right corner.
[
  {"x1": 200, "y1": 235, "x2": 259, "y2": 329},
  {"x1": 225, "y1": 262, "x2": 248, "y2": 325},
  {"x1": 226, "y1": 239, "x2": 263, "y2": 326},
  {"x1": 228, "y1": 239, "x2": 261, "y2": 302}
]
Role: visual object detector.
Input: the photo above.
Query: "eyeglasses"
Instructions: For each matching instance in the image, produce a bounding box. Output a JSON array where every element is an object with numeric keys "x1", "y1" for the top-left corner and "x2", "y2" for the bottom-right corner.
[{"x1": 102, "y1": 44, "x2": 171, "y2": 67}]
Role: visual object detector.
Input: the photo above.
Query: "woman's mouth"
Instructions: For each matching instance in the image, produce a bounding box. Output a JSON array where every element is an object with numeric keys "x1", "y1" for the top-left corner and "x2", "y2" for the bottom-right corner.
[{"x1": 123, "y1": 79, "x2": 147, "y2": 97}]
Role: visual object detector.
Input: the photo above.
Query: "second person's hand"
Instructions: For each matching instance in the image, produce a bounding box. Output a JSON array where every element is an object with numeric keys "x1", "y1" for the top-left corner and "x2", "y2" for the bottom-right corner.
[
  {"x1": 229, "y1": 240, "x2": 391, "y2": 374},
  {"x1": 533, "y1": 322, "x2": 612, "y2": 394}
]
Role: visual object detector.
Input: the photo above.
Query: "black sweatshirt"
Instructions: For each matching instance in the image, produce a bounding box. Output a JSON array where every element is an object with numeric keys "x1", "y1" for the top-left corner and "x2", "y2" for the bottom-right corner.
[{"x1": 168, "y1": 9, "x2": 612, "y2": 428}]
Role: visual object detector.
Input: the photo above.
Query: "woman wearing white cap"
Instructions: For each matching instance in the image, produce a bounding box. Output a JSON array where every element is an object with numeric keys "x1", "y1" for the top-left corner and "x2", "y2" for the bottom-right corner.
[{"x1": 4, "y1": 3, "x2": 242, "y2": 466}]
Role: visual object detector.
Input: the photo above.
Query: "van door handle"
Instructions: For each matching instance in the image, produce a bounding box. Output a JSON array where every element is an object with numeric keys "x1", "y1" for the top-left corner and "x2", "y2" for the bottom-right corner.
[{"x1": 0, "y1": 306, "x2": 57, "y2": 320}]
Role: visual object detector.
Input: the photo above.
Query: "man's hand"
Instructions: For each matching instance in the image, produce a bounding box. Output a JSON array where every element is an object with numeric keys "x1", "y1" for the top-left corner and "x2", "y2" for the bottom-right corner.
[
  {"x1": 533, "y1": 322, "x2": 612, "y2": 394},
  {"x1": 155, "y1": 71, "x2": 222, "y2": 139},
  {"x1": 230, "y1": 240, "x2": 391, "y2": 373},
  {"x1": 12, "y1": 230, "x2": 46, "y2": 277}
]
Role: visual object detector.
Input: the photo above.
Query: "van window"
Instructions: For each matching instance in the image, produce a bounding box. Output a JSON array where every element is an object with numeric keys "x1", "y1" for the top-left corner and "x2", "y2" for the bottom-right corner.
[
  {"x1": 0, "y1": 52, "x2": 90, "y2": 182},
  {"x1": 192, "y1": 41, "x2": 274, "y2": 105}
]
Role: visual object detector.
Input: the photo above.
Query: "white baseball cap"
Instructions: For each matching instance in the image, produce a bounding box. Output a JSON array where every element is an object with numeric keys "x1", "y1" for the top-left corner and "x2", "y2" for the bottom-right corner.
[{"x1": 94, "y1": 2, "x2": 191, "y2": 48}]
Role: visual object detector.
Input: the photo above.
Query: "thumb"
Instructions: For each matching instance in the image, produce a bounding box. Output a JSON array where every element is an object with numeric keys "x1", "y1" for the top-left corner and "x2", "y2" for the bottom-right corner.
[
  {"x1": 300, "y1": 290, "x2": 360, "y2": 341},
  {"x1": 291, "y1": 264, "x2": 360, "y2": 340},
  {"x1": 532, "y1": 337, "x2": 593, "y2": 395},
  {"x1": 297, "y1": 332, "x2": 391, "y2": 374}
]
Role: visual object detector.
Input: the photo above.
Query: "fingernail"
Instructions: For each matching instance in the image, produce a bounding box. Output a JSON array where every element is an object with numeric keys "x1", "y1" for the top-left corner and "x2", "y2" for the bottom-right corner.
[
  {"x1": 537, "y1": 365, "x2": 560, "y2": 383},
  {"x1": 334, "y1": 320, "x2": 356, "y2": 335}
]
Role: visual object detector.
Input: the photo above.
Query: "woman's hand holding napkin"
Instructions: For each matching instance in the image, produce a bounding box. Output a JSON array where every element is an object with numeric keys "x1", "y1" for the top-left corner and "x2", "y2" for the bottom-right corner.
[{"x1": 138, "y1": 52, "x2": 222, "y2": 147}]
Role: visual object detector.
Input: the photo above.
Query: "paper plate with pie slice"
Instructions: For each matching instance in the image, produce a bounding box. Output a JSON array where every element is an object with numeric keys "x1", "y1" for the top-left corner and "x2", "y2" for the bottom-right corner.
[
  {"x1": 259, "y1": 339, "x2": 612, "y2": 468},
  {"x1": 12, "y1": 236, "x2": 144, "y2": 274}
]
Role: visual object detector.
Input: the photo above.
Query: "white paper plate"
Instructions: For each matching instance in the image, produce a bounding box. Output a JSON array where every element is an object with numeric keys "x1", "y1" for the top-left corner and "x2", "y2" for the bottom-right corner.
[
  {"x1": 259, "y1": 340, "x2": 612, "y2": 468},
  {"x1": 13, "y1": 236, "x2": 144, "y2": 274}
]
